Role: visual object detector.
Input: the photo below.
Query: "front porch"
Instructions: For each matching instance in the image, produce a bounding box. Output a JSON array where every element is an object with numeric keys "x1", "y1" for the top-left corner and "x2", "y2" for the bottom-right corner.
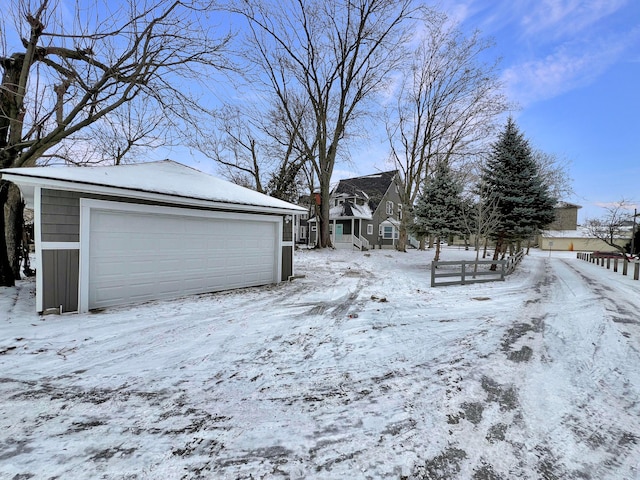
[{"x1": 330, "y1": 218, "x2": 370, "y2": 250}]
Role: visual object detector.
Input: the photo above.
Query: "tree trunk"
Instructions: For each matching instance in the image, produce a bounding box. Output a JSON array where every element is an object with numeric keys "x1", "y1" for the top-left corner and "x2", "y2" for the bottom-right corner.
[
  {"x1": 396, "y1": 222, "x2": 407, "y2": 252},
  {"x1": 318, "y1": 172, "x2": 332, "y2": 248},
  {"x1": 434, "y1": 237, "x2": 441, "y2": 261},
  {"x1": 473, "y1": 241, "x2": 481, "y2": 278},
  {"x1": 0, "y1": 180, "x2": 16, "y2": 286},
  {"x1": 6, "y1": 182, "x2": 24, "y2": 280},
  {"x1": 490, "y1": 234, "x2": 503, "y2": 271}
]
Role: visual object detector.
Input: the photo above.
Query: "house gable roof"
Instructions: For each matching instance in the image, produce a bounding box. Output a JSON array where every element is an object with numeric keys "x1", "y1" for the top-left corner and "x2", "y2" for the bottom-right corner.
[
  {"x1": 1, "y1": 160, "x2": 305, "y2": 214},
  {"x1": 333, "y1": 170, "x2": 398, "y2": 212}
]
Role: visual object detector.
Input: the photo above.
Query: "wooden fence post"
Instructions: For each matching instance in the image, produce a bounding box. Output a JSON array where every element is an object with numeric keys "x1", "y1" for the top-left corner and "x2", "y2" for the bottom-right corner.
[
  {"x1": 635, "y1": 262, "x2": 639, "y2": 281},
  {"x1": 607, "y1": 258, "x2": 611, "y2": 269},
  {"x1": 431, "y1": 262, "x2": 436, "y2": 287},
  {"x1": 623, "y1": 260, "x2": 628, "y2": 276},
  {"x1": 614, "y1": 259, "x2": 618, "y2": 272}
]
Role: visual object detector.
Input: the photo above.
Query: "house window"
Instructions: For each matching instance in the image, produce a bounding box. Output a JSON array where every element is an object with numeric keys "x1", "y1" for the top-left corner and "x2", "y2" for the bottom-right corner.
[
  {"x1": 386, "y1": 201, "x2": 393, "y2": 215},
  {"x1": 398, "y1": 204, "x2": 403, "y2": 220},
  {"x1": 311, "y1": 225, "x2": 317, "y2": 232},
  {"x1": 383, "y1": 226, "x2": 394, "y2": 239},
  {"x1": 367, "y1": 224, "x2": 373, "y2": 235}
]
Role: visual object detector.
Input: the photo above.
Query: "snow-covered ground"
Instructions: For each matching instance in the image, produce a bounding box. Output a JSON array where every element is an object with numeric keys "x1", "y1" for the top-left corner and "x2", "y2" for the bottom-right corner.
[{"x1": 2, "y1": 247, "x2": 640, "y2": 479}]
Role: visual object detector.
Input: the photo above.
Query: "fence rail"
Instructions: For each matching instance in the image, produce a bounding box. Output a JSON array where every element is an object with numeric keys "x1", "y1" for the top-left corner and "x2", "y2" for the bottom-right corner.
[
  {"x1": 577, "y1": 252, "x2": 640, "y2": 280},
  {"x1": 431, "y1": 251, "x2": 524, "y2": 287}
]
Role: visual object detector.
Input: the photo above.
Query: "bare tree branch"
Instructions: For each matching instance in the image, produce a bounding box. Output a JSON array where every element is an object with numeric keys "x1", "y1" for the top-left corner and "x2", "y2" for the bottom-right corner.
[{"x1": 385, "y1": 12, "x2": 510, "y2": 251}]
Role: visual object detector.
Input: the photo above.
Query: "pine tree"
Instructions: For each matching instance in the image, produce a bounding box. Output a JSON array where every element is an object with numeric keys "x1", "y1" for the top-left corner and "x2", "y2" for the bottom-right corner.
[
  {"x1": 480, "y1": 118, "x2": 556, "y2": 262},
  {"x1": 413, "y1": 161, "x2": 464, "y2": 261}
]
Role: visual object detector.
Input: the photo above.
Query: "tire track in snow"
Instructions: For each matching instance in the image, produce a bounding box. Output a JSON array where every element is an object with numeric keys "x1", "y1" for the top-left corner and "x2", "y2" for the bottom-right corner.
[{"x1": 526, "y1": 257, "x2": 640, "y2": 480}]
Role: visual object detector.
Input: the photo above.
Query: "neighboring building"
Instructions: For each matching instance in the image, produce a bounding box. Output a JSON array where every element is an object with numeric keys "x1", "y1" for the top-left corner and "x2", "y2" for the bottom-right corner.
[
  {"x1": 539, "y1": 201, "x2": 633, "y2": 251},
  {"x1": 538, "y1": 228, "x2": 631, "y2": 252},
  {"x1": 308, "y1": 171, "x2": 403, "y2": 250},
  {"x1": 547, "y1": 202, "x2": 581, "y2": 231},
  {"x1": 1, "y1": 160, "x2": 305, "y2": 313},
  {"x1": 293, "y1": 194, "x2": 316, "y2": 245}
]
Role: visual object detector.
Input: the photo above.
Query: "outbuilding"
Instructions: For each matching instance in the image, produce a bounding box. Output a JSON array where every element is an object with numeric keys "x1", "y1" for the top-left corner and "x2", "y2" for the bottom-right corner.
[{"x1": 1, "y1": 160, "x2": 305, "y2": 313}]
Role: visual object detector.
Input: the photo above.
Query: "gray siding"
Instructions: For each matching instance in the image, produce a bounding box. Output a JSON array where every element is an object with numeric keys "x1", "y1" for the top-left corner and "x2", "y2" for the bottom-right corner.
[
  {"x1": 283, "y1": 218, "x2": 293, "y2": 242},
  {"x1": 41, "y1": 190, "x2": 80, "y2": 242},
  {"x1": 40, "y1": 188, "x2": 287, "y2": 233},
  {"x1": 42, "y1": 249, "x2": 79, "y2": 312},
  {"x1": 281, "y1": 246, "x2": 293, "y2": 280},
  {"x1": 365, "y1": 176, "x2": 404, "y2": 248}
]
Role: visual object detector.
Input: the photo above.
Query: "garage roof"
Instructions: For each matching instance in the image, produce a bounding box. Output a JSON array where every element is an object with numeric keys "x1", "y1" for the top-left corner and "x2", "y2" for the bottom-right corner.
[{"x1": 1, "y1": 160, "x2": 306, "y2": 214}]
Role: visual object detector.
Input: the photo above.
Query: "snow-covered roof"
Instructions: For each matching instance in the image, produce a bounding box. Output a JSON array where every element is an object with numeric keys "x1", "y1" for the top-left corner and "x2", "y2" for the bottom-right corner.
[
  {"x1": 327, "y1": 202, "x2": 373, "y2": 220},
  {"x1": 554, "y1": 201, "x2": 582, "y2": 209},
  {"x1": 1, "y1": 160, "x2": 305, "y2": 214}
]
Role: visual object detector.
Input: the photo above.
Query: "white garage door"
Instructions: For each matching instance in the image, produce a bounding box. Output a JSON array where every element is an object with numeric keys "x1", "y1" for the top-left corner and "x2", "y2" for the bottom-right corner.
[{"x1": 88, "y1": 207, "x2": 278, "y2": 309}]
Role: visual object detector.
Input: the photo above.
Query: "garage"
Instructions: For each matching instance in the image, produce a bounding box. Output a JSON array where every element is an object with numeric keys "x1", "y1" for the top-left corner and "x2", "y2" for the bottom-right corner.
[
  {"x1": 85, "y1": 201, "x2": 279, "y2": 310},
  {"x1": 1, "y1": 160, "x2": 304, "y2": 313}
]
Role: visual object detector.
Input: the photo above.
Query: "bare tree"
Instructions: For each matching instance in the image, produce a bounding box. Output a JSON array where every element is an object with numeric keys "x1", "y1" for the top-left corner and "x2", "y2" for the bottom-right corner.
[
  {"x1": 532, "y1": 149, "x2": 573, "y2": 201},
  {"x1": 0, "y1": 0, "x2": 232, "y2": 285},
  {"x1": 584, "y1": 200, "x2": 635, "y2": 259},
  {"x1": 460, "y1": 180, "x2": 500, "y2": 275},
  {"x1": 200, "y1": 105, "x2": 269, "y2": 192},
  {"x1": 232, "y1": 0, "x2": 416, "y2": 248},
  {"x1": 386, "y1": 12, "x2": 509, "y2": 252},
  {"x1": 195, "y1": 100, "x2": 310, "y2": 202}
]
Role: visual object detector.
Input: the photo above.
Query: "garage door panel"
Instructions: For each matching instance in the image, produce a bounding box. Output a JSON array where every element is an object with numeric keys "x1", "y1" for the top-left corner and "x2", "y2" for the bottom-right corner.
[{"x1": 89, "y1": 209, "x2": 279, "y2": 309}]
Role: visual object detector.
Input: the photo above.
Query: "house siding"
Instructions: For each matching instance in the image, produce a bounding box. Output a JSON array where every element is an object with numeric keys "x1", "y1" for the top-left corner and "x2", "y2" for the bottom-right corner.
[
  {"x1": 548, "y1": 206, "x2": 579, "y2": 231},
  {"x1": 41, "y1": 188, "x2": 289, "y2": 230},
  {"x1": 281, "y1": 245, "x2": 293, "y2": 279},
  {"x1": 42, "y1": 249, "x2": 79, "y2": 312},
  {"x1": 539, "y1": 236, "x2": 629, "y2": 252},
  {"x1": 370, "y1": 179, "x2": 403, "y2": 248},
  {"x1": 41, "y1": 190, "x2": 81, "y2": 242},
  {"x1": 282, "y1": 218, "x2": 294, "y2": 279}
]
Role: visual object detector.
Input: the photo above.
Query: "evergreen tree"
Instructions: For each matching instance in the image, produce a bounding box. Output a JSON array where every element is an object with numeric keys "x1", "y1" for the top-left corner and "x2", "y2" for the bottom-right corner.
[
  {"x1": 413, "y1": 161, "x2": 464, "y2": 260},
  {"x1": 480, "y1": 118, "x2": 556, "y2": 262}
]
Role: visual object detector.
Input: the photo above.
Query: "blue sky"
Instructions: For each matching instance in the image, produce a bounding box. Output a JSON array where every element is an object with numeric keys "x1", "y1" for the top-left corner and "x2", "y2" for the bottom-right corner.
[
  {"x1": 332, "y1": 1, "x2": 640, "y2": 222},
  {"x1": 449, "y1": 0, "x2": 640, "y2": 221},
  {"x1": 4, "y1": 0, "x2": 638, "y2": 222}
]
